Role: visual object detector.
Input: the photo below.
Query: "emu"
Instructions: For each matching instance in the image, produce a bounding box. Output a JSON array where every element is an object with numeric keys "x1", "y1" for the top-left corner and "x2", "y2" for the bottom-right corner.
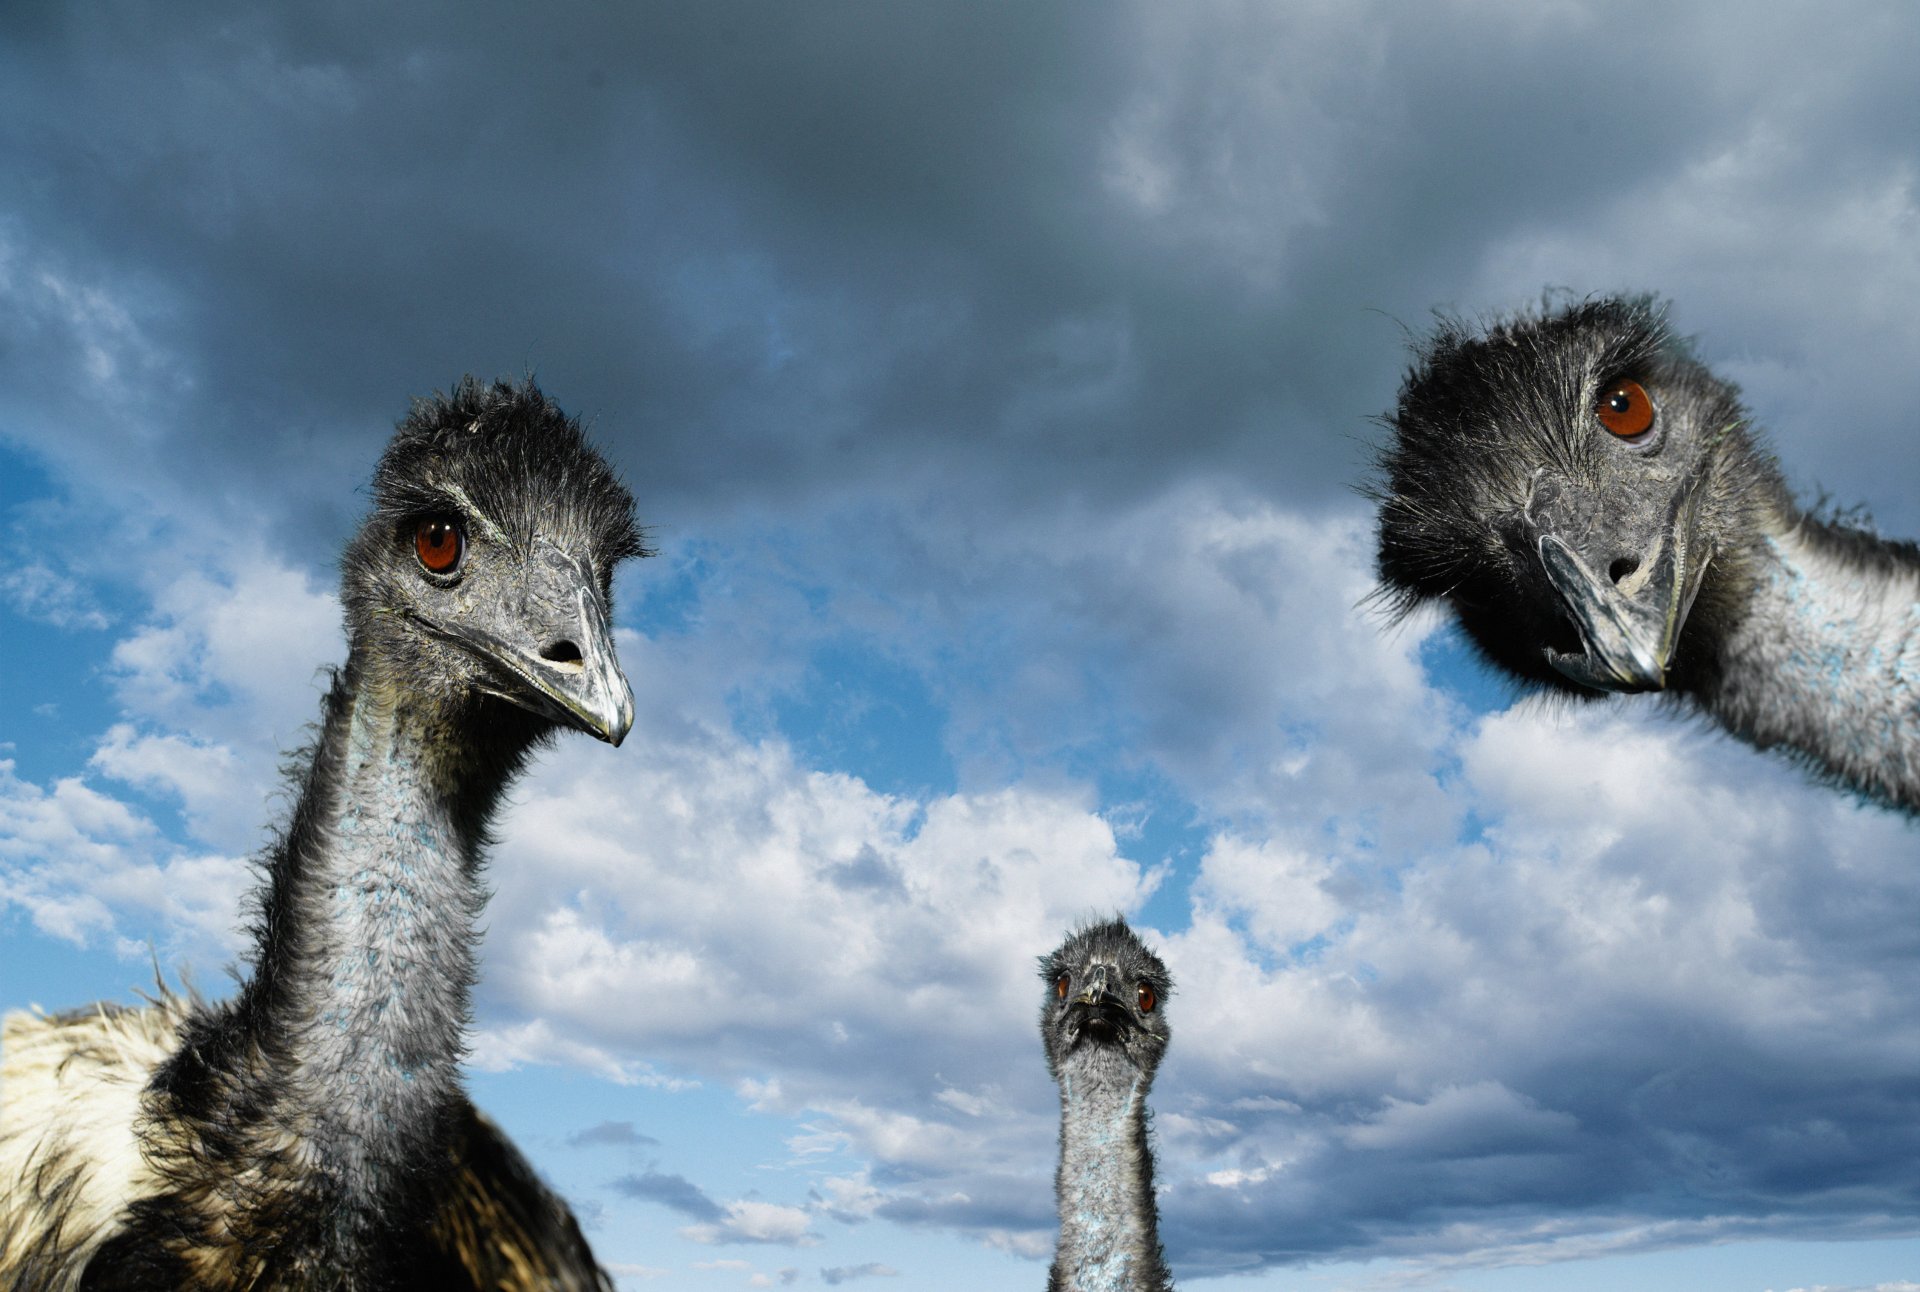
[
  {"x1": 1039, "y1": 918, "x2": 1175, "y2": 1292},
  {"x1": 1374, "y1": 295, "x2": 1920, "y2": 815},
  {"x1": 0, "y1": 378, "x2": 646, "y2": 1290}
]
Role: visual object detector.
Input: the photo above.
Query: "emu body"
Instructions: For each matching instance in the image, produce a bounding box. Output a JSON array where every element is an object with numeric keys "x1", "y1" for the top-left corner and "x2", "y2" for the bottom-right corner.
[
  {"x1": 1375, "y1": 296, "x2": 1920, "y2": 815},
  {"x1": 0, "y1": 378, "x2": 643, "y2": 1290}
]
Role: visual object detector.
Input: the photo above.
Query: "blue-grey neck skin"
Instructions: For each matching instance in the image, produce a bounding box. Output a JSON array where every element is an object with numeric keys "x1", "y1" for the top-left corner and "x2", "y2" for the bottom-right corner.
[
  {"x1": 1700, "y1": 517, "x2": 1920, "y2": 813},
  {"x1": 1049, "y1": 1051, "x2": 1171, "y2": 1292},
  {"x1": 276, "y1": 670, "x2": 484, "y2": 1197}
]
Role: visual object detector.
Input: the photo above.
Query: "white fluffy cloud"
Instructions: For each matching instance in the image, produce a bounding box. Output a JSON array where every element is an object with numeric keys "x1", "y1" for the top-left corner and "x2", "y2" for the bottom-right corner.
[
  {"x1": 0, "y1": 550, "x2": 341, "y2": 964},
  {"x1": 681, "y1": 1199, "x2": 820, "y2": 1248},
  {"x1": 487, "y1": 723, "x2": 1159, "y2": 1091},
  {"x1": 0, "y1": 759, "x2": 248, "y2": 960},
  {"x1": 105, "y1": 556, "x2": 343, "y2": 769},
  {"x1": 0, "y1": 560, "x2": 111, "y2": 631}
]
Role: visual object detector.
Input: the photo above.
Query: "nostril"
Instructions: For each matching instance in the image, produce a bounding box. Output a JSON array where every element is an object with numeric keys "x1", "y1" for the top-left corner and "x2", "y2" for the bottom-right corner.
[
  {"x1": 1608, "y1": 556, "x2": 1639, "y2": 586},
  {"x1": 540, "y1": 639, "x2": 585, "y2": 670}
]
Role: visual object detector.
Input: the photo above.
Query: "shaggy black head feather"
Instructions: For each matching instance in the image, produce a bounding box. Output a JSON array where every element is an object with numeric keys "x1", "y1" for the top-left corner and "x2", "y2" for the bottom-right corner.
[
  {"x1": 1373, "y1": 295, "x2": 1783, "y2": 696},
  {"x1": 365, "y1": 376, "x2": 649, "y2": 579}
]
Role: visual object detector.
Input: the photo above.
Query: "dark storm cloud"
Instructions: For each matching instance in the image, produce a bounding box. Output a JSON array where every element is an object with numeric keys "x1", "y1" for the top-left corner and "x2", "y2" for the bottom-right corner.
[
  {"x1": 0, "y1": 2, "x2": 1135, "y2": 536},
  {"x1": 1166, "y1": 1048, "x2": 1920, "y2": 1271},
  {"x1": 13, "y1": 0, "x2": 1915, "y2": 567}
]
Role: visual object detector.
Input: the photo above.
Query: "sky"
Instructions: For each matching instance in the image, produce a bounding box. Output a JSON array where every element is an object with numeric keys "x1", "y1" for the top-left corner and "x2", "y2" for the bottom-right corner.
[{"x1": 4, "y1": 2, "x2": 1920, "y2": 1288}]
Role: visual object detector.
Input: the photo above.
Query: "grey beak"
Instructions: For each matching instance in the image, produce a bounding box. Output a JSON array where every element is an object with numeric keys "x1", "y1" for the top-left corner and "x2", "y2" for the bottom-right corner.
[
  {"x1": 503, "y1": 542, "x2": 634, "y2": 745},
  {"x1": 1528, "y1": 464, "x2": 1713, "y2": 694},
  {"x1": 513, "y1": 563, "x2": 635, "y2": 746},
  {"x1": 1075, "y1": 964, "x2": 1119, "y2": 1008}
]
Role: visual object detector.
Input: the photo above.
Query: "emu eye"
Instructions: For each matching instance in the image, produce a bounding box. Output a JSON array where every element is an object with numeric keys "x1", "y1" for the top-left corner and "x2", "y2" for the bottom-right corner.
[
  {"x1": 1055, "y1": 974, "x2": 1070, "y2": 1001},
  {"x1": 1595, "y1": 380, "x2": 1655, "y2": 439},
  {"x1": 415, "y1": 517, "x2": 465, "y2": 575},
  {"x1": 1137, "y1": 983, "x2": 1156, "y2": 1014}
]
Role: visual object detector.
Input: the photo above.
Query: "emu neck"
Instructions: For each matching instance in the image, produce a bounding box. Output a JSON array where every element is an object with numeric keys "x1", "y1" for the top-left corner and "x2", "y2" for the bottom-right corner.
[
  {"x1": 1701, "y1": 520, "x2": 1920, "y2": 814},
  {"x1": 1051, "y1": 1055, "x2": 1169, "y2": 1292},
  {"x1": 245, "y1": 657, "x2": 522, "y2": 1209}
]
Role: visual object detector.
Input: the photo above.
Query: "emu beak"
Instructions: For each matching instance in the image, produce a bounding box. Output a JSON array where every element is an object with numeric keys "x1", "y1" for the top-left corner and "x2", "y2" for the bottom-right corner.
[
  {"x1": 1075, "y1": 964, "x2": 1116, "y2": 1007},
  {"x1": 415, "y1": 541, "x2": 635, "y2": 745},
  {"x1": 1528, "y1": 463, "x2": 1713, "y2": 694}
]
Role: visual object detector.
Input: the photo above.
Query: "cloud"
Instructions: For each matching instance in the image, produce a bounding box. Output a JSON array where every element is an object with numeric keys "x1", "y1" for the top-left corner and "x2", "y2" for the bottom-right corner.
[
  {"x1": 680, "y1": 1200, "x2": 820, "y2": 1248},
  {"x1": 88, "y1": 723, "x2": 249, "y2": 853},
  {"x1": 610, "y1": 1172, "x2": 724, "y2": 1223},
  {"x1": 0, "y1": 550, "x2": 352, "y2": 963},
  {"x1": 0, "y1": 758, "x2": 248, "y2": 962},
  {"x1": 486, "y1": 716, "x2": 1161, "y2": 1096},
  {"x1": 16, "y1": 433, "x2": 1920, "y2": 1279},
  {"x1": 0, "y1": 560, "x2": 110, "y2": 630},
  {"x1": 820, "y1": 1264, "x2": 898, "y2": 1285},
  {"x1": 465, "y1": 1017, "x2": 694, "y2": 1091},
  {"x1": 7, "y1": 0, "x2": 1920, "y2": 547},
  {"x1": 609, "y1": 1167, "x2": 823, "y2": 1249},
  {"x1": 1340, "y1": 1082, "x2": 1579, "y2": 1156},
  {"x1": 102, "y1": 556, "x2": 342, "y2": 764},
  {"x1": 567, "y1": 1121, "x2": 661, "y2": 1150},
  {"x1": 1146, "y1": 697, "x2": 1920, "y2": 1273}
]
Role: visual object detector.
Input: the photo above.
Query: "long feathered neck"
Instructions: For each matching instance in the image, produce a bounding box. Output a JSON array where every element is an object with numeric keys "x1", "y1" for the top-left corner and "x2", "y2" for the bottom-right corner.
[
  {"x1": 250, "y1": 654, "x2": 508, "y2": 1175},
  {"x1": 150, "y1": 644, "x2": 543, "y2": 1275},
  {"x1": 1050, "y1": 1053, "x2": 1172, "y2": 1292},
  {"x1": 1694, "y1": 499, "x2": 1920, "y2": 815}
]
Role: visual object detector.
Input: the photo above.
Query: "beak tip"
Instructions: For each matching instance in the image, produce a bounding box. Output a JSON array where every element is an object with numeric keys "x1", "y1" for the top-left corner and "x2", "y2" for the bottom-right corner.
[
  {"x1": 1545, "y1": 646, "x2": 1670, "y2": 694},
  {"x1": 598, "y1": 683, "x2": 636, "y2": 747}
]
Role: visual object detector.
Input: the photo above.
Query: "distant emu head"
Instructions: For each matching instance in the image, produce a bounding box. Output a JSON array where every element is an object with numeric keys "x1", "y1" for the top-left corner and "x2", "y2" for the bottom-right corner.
[{"x1": 1040, "y1": 918, "x2": 1173, "y2": 1085}]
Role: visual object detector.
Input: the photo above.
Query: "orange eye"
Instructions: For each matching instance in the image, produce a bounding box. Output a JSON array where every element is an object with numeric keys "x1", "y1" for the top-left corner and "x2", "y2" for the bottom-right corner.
[
  {"x1": 1596, "y1": 380, "x2": 1655, "y2": 438},
  {"x1": 415, "y1": 517, "x2": 465, "y2": 574},
  {"x1": 1137, "y1": 983, "x2": 1156, "y2": 1014},
  {"x1": 1055, "y1": 974, "x2": 1070, "y2": 1000}
]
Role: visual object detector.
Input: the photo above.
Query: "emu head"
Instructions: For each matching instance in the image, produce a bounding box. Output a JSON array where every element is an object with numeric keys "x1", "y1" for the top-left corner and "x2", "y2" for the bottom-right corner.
[
  {"x1": 1039, "y1": 918, "x2": 1172, "y2": 1085},
  {"x1": 1374, "y1": 296, "x2": 1777, "y2": 696},
  {"x1": 341, "y1": 377, "x2": 648, "y2": 745}
]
